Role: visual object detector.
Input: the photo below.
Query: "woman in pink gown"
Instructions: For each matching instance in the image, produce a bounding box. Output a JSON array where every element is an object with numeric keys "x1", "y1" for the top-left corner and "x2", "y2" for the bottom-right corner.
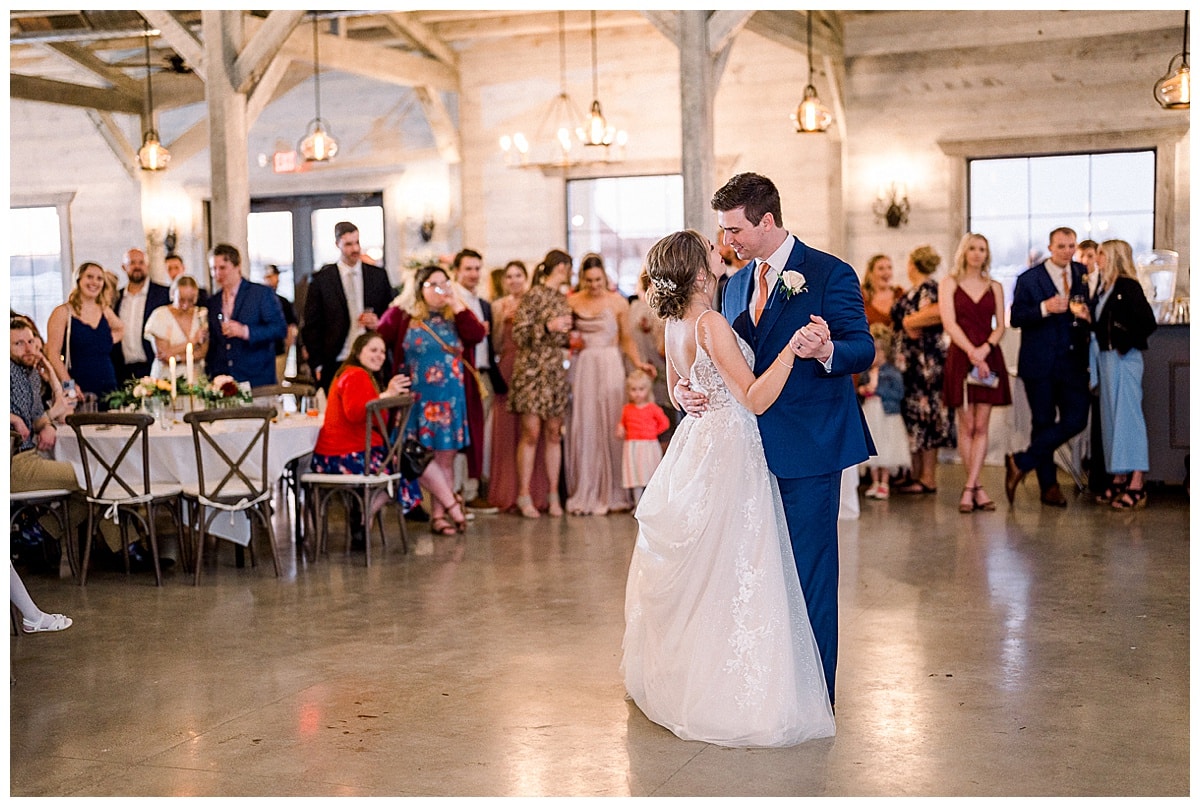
[
  {"x1": 487, "y1": 261, "x2": 550, "y2": 512},
  {"x1": 564, "y1": 254, "x2": 656, "y2": 516}
]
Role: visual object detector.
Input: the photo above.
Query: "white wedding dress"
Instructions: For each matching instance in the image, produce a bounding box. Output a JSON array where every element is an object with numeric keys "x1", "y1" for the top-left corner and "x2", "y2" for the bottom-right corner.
[{"x1": 622, "y1": 332, "x2": 835, "y2": 747}]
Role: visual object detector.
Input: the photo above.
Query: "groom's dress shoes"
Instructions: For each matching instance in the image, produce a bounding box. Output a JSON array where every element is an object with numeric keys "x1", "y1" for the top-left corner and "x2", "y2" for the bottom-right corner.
[
  {"x1": 1040, "y1": 484, "x2": 1068, "y2": 508},
  {"x1": 1004, "y1": 453, "x2": 1027, "y2": 504}
]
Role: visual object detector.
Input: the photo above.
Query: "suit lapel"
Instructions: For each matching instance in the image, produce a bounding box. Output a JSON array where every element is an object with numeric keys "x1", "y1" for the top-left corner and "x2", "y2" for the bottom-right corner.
[{"x1": 756, "y1": 244, "x2": 802, "y2": 341}]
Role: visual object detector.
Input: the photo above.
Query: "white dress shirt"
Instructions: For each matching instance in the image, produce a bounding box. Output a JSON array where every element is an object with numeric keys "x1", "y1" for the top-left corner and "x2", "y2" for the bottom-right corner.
[
  {"x1": 118, "y1": 283, "x2": 149, "y2": 363},
  {"x1": 337, "y1": 260, "x2": 364, "y2": 362},
  {"x1": 747, "y1": 233, "x2": 834, "y2": 372}
]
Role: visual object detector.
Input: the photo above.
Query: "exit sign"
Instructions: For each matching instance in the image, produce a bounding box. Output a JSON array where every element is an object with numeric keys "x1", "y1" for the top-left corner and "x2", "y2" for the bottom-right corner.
[{"x1": 273, "y1": 151, "x2": 298, "y2": 173}]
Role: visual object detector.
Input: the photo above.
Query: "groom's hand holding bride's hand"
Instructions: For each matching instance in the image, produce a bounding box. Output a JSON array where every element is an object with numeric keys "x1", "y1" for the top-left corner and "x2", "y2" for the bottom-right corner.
[{"x1": 790, "y1": 315, "x2": 834, "y2": 362}]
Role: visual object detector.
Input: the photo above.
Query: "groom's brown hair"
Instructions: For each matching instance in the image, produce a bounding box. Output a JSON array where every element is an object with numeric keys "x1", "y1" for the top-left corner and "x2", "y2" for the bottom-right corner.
[{"x1": 711, "y1": 173, "x2": 784, "y2": 229}]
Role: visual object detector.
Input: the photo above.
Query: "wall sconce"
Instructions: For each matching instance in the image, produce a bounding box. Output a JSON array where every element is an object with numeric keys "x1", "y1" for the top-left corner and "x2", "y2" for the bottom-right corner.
[
  {"x1": 873, "y1": 182, "x2": 910, "y2": 228},
  {"x1": 419, "y1": 216, "x2": 435, "y2": 243}
]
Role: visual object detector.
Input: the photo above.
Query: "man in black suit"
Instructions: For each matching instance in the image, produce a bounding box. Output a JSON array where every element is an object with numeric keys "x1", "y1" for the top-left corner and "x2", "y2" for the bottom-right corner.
[
  {"x1": 165, "y1": 252, "x2": 208, "y2": 307},
  {"x1": 263, "y1": 264, "x2": 298, "y2": 382},
  {"x1": 301, "y1": 221, "x2": 394, "y2": 393},
  {"x1": 451, "y1": 248, "x2": 498, "y2": 512},
  {"x1": 112, "y1": 247, "x2": 170, "y2": 383},
  {"x1": 1005, "y1": 226, "x2": 1091, "y2": 507}
]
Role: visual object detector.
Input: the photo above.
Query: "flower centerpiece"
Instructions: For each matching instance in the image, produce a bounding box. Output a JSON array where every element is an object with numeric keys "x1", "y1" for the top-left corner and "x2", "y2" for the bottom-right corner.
[
  {"x1": 192, "y1": 374, "x2": 252, "y2": 408},
  {"x1": 105, "y1": 375, "x2": 174, "y2": 411}
]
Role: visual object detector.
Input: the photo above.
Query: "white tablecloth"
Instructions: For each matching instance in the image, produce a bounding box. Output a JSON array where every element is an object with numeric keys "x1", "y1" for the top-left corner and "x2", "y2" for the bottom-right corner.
[{"x1": 56, "y1": 411, "x2": 322, "y2": 545}]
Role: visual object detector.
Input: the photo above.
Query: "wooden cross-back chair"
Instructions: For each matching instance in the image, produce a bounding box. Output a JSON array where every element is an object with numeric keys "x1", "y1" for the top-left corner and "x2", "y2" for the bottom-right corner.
[
  {"x1": 181, "y1": 406, "x2": 280, "y2": 585},
  {"x1": 64, "y1": 412, "x2": 184, "y2": 586}
]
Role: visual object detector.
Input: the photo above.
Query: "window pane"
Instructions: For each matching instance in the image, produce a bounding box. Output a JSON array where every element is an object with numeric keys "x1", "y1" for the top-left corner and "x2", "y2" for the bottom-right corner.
[
  {"x1": 248, "y1": 210, "x2": 296, "y2": 299},
  {"x1": 1029, "y1": 155, "x2": 1089, "y2": 216},
  {"x1": 567, "y1": 175, "x2": 684, "y2": 296},
  {"x1": 969, "y1": 158, "x2": 1027, "y2": 218},
  {"x1": 1091, "y1": 152, "x2": 1155, "y2": 214},
  {"x1": 9, "y1": 206, "x2": 66, "y2": 333}
]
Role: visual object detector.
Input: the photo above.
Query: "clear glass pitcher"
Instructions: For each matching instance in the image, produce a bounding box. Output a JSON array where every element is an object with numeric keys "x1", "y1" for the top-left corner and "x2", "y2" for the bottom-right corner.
[{"x1": 1135, "y1": 249, "x2": 1179, "y2": 322}]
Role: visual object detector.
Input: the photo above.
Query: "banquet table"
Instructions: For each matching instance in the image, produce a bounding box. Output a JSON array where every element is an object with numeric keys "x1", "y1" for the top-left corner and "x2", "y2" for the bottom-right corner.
[{"x1": 55, "y1": 408, "x2": 322, "y2": 547}]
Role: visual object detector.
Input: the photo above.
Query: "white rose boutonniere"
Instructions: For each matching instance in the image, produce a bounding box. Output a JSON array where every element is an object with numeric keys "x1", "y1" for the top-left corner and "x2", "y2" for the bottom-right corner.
[{"x1": 779, "y1": 270, "x2": 808, "y2": 299}]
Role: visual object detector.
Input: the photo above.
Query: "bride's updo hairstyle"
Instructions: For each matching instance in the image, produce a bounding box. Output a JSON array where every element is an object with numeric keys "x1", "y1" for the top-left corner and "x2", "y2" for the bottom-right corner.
[{"x1": 643, "y1": 229, "x2": 708, "y2": 321}]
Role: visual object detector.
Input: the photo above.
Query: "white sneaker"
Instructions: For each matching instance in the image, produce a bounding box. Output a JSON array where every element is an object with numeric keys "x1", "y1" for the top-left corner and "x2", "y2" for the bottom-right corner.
[
  {"x1": 876, "y1": 483, "x2": 890, "y2": 500},
  {"x1": 864, "y1": 485, "x2": 881, "y2": 500}
]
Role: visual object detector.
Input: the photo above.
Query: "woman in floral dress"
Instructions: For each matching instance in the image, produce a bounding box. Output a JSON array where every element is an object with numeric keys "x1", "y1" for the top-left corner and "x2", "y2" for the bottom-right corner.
[
  {"x1": 508, "y1": 249, "x2": 574, "y2": 518},
  {"x1": 890, "y1": 245, "x2": 955, "y2": 494},
  {"x1": 379, "y1": 264, "x2": 486, "y2": 535}
]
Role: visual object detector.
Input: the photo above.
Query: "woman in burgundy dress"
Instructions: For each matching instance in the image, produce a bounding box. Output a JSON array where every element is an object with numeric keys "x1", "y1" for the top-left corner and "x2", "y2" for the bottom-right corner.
[{"x1": 938, "y1": 233, "x2": 1012, "y2": 513}]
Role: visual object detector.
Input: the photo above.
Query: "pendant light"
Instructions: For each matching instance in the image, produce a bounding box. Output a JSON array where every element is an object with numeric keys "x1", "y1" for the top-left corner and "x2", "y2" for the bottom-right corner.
[
  {"x1": 792, "y1": 12, "x2": 833, "y2": 134},
  {"x1": 298, "y1": 12, "x2": 339, "y2": 162},
  {"x1": 1154, "y1": 10, "x2": 1190, "y2": 110},
  {"x1": 577, "y1": 10, "x2": 626, "y2": 151},
  {"x1": 137, "y1": 21, "x2": 170, "y2": 171}
]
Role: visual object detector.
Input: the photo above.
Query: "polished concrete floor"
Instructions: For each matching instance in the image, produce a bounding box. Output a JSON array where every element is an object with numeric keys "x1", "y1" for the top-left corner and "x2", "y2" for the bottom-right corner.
[{"x1": 9, "y1": 466, "x2": 1189, "y2": 797}]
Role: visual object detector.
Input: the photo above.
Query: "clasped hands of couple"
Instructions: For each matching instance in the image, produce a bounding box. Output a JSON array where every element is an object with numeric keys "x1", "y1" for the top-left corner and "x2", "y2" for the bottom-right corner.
[{"x1": 676, "y1": 314, "x2": 833, "y2": 414}]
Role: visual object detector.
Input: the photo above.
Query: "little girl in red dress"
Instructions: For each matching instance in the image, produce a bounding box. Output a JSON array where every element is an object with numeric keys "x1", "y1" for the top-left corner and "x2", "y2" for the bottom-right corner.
[{"x1": 617, "y1": 370, "x2": 671, "y2": 506}]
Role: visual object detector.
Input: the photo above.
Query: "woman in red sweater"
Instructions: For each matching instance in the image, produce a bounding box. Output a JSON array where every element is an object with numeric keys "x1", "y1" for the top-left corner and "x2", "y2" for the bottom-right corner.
[{"x1": 310, "y1": 332, "x2": 465, "y2": 532}]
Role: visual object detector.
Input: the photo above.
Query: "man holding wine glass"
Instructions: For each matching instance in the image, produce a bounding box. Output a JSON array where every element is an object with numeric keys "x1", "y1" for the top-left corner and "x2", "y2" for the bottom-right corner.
[{"x1": 206, "y1": 243, "x2": 288, "y2": 388}]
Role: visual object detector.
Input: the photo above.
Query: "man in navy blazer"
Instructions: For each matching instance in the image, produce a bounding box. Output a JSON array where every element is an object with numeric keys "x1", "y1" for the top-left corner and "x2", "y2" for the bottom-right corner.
[
  {"x1": 1005, "y1": 227, "x2": 1091, "y2": 507},
  {"x1": 681, "y1": 172, "x2": 875, "y2": 707},
  {"x1": 111, "y1": 247, "x2": 170, "y2": 383},
  {"x1": 206, "y1": 243, "x2": 287, "y2": 388}
]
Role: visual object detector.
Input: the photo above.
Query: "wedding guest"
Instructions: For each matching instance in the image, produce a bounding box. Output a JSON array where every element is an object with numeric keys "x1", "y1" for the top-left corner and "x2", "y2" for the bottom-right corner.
[
  {"x1": 143, "y1": 275, "x2": 209, "y2": 380},
  {"x1": 378, "y1": 265, "x2": 486, "y2": 535},
  {"x1": 206, "y1": 243, "x2": 287, "y2": 388},
  {"x1": 1076, "y1": 239, "x2": 1100, "y2": 297},
  {"x1": 309, "y1": 332, "x2": 432, "y2": 543},
  {"x1": 565, "y1": 253, "x2": 655, "y2": 516},
  {"x1": 616, "y1": 369, "x2": 670, "y2": 506},
  {"x1": 627, "y1": 272, "x2": 674, "y2": 446},
  {"x1": 1089, "y1": 239, "x2": 1156, "y2": 510},
  {"x1": 891, "y1": 245, "x2": 954, "y2": 494},
  {"x1": 44, "y1": 262, "x2": 125, "y2": 404},
  {"x1": 262, "y1": 265, "x2": 298, "y2": 383},
  {"x1": 862, "y1": 254, "x2": 902, "y2": 328},
  {"x1": 857, "y1": 324, "x2": 908, "y2": 500},
  {"x1": 111, "y1": 247, "x2": 170, "y2": 384},
  {"x1": 939, "y1": 233, "x2": 1011, "y2": 513},
  {"x1": 10, "y1": 313, "x2": 73, "y2": 422},
  {"x1": 449, "y1": 248, "x2": 496, "y2": 512},
  {"x1": 487, "y1": 261, "x2": 551, "y2": 512},
  {"x1": 509, "y1": 249, "x2": 574, "y2": 518},
  {"x1": 11, "y1": 562, "x2": 71, "y2": 634}
]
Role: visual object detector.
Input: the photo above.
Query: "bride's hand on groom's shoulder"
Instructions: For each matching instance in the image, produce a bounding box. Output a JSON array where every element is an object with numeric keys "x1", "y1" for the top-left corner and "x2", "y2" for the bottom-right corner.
[{"x1": 674, "y1": 377, "x2": 708, "y2": 418}]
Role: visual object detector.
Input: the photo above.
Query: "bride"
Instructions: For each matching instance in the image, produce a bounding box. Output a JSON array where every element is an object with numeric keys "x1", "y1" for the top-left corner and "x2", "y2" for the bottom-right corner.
[{"x1": 622, "y1": 229, "x2": 835, "y2": 747}]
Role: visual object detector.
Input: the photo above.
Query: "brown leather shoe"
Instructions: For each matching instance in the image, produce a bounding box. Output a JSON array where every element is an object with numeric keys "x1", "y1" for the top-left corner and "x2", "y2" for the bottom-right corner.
[
  {"x1": 1040, "y1": 484, "x2": 1068, "y2": 507},
  {"x1": 1004, "y1": 453, "x2": 1027, "y2": 504}
]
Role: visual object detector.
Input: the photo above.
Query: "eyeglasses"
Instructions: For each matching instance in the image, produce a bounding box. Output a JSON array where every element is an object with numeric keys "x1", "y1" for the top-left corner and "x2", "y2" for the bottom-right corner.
[{"x1": 422, "y1": 281, "x2": 447, "y2": 291}]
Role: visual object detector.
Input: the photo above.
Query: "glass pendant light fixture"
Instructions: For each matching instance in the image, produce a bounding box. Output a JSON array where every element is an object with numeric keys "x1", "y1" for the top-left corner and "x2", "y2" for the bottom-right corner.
[
  {"x1": 299, "y1": 12, "x2": 339, "y2": 162},
  {"x1": 137, "y1": 22, "x2": 170, "y2": 171},
  {"x1": 577, "y1": 10, "x2": 626, "y2": 151},
  {"x1": 1154, "y1": 10, "x2": 1190, "y2": 110},
  {"x1": 792, "y1": 12, "x2": 833, "y2": 134}
]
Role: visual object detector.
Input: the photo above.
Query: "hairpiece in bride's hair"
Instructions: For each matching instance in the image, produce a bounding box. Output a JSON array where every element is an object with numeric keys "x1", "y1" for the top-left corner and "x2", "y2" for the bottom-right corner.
[{"x1": 651, "y1": 275, "x2": 677, "y2": 293}]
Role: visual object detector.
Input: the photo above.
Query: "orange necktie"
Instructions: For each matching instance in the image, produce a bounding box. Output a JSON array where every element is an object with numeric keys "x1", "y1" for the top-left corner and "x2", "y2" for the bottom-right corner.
[
  {"x1": 1062, "y1": 267, "x2": 1070, "y2": 298},
  {"x1": 754, "y1": 262, "x2": 771, "y2": 324}
]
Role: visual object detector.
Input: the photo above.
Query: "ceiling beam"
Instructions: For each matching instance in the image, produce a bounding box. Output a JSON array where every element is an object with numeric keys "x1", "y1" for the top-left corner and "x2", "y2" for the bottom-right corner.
[
  {"x1": 11, "y1": 74, "x2": 142, "y2": 114},
  {"x1": 641, "y1": 11, "x2": 679, "y2": 48},
  {"x1": 232, "y1": 9, "x2": 305, "y2": 95},
  {"x1": 275, "y1": 18, "x2": 457, "y2": 92},
  {"x1": 412, "y1": 86, "x2": 461, "y2": 164},
  {"x1": 743, "y1": 10, "x2": 841, "y2": 56},
  {"x1": 45, "y1": 41, "x2": 144, "y2": 98},
  {"x1": 137, "y1": 9, "x2": 205, "y2": 81},
  {"x1": 383, "y1": 12, "x2": 458, "y2": 68},
  {"x1": 707, "y1": 10, "x2": 752, "y2": 56},
  {"x1": 84, "y1": 109, "x2": 139, "y2": 181},
  {"x1": 247, "y1": 58, "x2": 309, "y2": 128}
]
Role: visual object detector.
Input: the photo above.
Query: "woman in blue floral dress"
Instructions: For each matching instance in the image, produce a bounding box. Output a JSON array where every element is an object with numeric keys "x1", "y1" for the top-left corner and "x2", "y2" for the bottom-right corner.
[{"x1": 379, "y1": 264, "x2": 486, "y2": 535}]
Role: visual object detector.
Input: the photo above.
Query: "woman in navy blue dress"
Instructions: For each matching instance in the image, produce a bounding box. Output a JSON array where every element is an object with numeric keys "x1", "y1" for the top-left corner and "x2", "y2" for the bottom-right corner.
[{"x1": 44, "y1": 262, "x2": 125, "y2": 406}]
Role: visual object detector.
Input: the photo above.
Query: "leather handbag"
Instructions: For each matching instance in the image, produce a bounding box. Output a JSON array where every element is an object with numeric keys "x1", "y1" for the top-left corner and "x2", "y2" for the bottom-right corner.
[{"x1": 400, "y1": 437, "x2": 433, "y2": 480}]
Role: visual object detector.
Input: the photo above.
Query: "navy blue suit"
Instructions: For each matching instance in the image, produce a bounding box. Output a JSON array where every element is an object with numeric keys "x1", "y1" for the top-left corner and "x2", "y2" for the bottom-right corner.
[
  {"x1": 1009, "y1": 260, "x2": 1091, "y2": 491},
  {"x1": 206, "y1": 279, "x2": 287, "y2": 388},
  {"x1": 721, "y1": 237, "x2": 875, "y2": 704},
  {"x1": 111, "y1": 281, "x2": 171, "y2": 382}
]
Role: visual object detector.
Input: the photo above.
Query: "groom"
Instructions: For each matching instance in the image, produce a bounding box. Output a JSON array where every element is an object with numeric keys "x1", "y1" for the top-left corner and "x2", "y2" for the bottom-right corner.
[{"x1": 680, "y1": 172, "x2": 874, "y2": 706}]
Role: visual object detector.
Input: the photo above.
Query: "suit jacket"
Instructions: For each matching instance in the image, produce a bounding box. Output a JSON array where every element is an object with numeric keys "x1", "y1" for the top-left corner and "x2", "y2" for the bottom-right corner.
[
  {"x1": 722, "y1": 238, "x2": 876, "y2": 478},
  {"x1": 301, "y1": 262, "x2": 394, "y2": 381},
  {"x1": 1092, "y1": 275, "x2": 1156, "y2": 354},
  {"x1": 1010, "y1": 259, "x2": 1090, "y2": 379},
  {"x1": 206, "y1": 279, "x2": 288, "y2": 388},
  {"x1": 111, "y1": 281, "x2": 170, "y2": 375}
]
